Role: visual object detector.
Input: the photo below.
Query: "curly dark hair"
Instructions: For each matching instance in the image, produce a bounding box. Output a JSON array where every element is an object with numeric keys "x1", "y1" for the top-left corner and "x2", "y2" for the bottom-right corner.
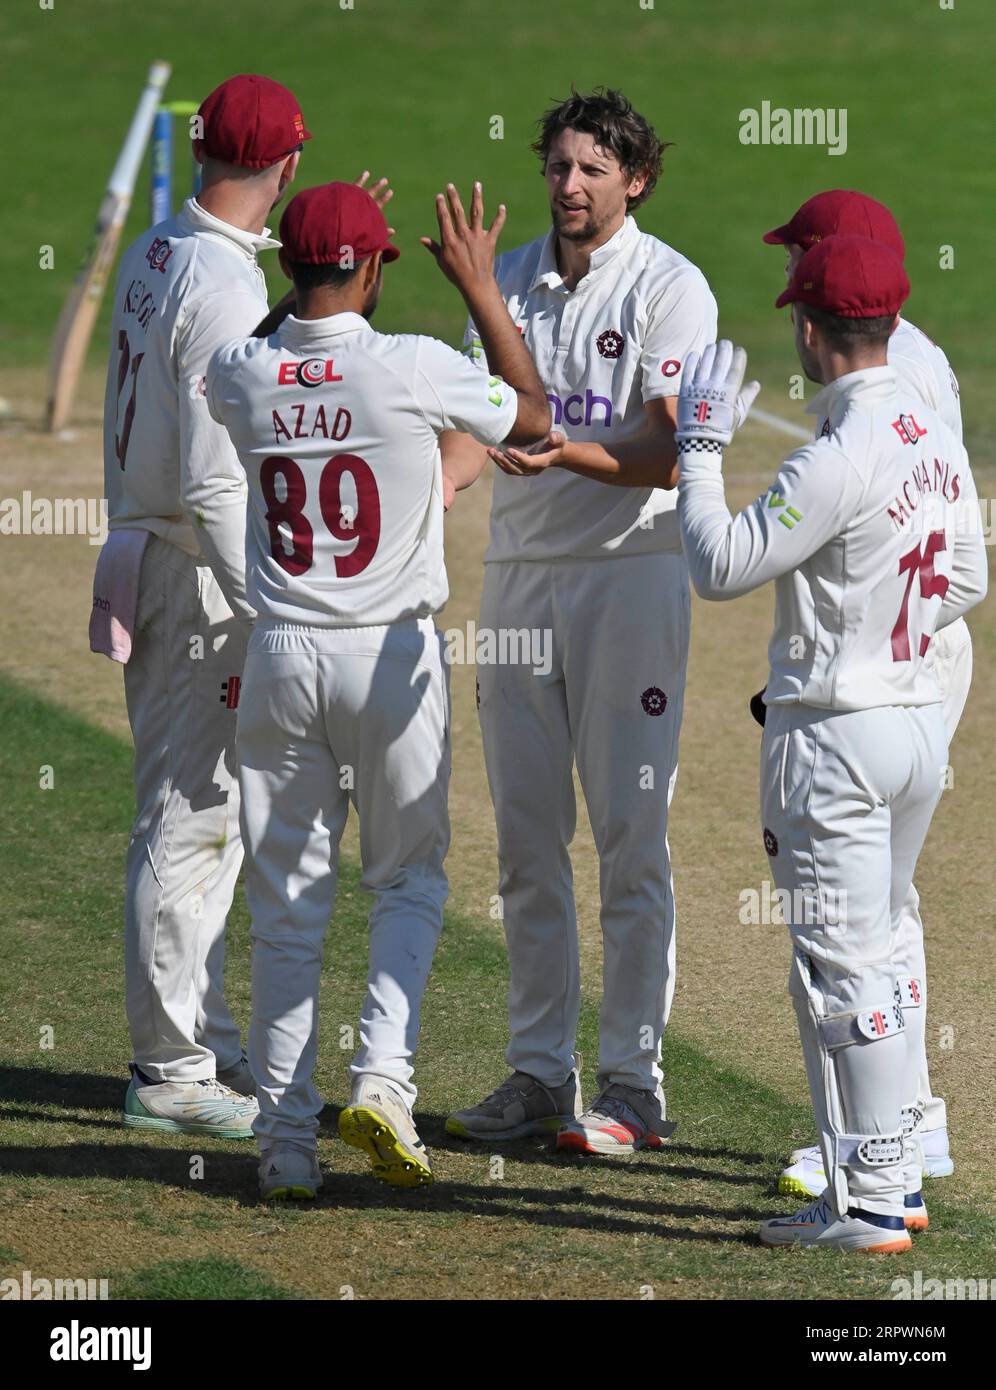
[{"x1": 531, "y1": 87, "x2": 670, "y2": 210}]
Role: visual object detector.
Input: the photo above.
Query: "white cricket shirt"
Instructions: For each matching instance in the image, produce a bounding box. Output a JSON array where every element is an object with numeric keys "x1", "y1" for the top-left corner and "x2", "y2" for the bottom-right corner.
[
  {"x1": 678, "y1": 367, "x2": 987, "y2": 710},
  {"x1": 103, "y1": 198, "x2": 278, "y2": 619},
  {"x1": 814, "y1": 317, "x2": 963, "y2": 442},
  {"x1": 464, "y1": 215, "x2": 718, "y2": 561},
  {"x1": 206, "y1": 312, "x2": 518, "y2": 627}
]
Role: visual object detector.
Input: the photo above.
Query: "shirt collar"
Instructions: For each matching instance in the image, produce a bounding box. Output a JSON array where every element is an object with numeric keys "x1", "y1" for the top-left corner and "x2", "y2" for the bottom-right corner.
[
  {"x1": 177, "y1": 197, "x2": 281, "y2": 259},
  {"x1": 806, "y1": 365, "x2": 897, "y2": 430},
  {"x1": 527, "y1": 214, "x2": 639, "y2": 292},
  {"x1": 278, "y1": 311, "x2": 372, "y2": 347}
]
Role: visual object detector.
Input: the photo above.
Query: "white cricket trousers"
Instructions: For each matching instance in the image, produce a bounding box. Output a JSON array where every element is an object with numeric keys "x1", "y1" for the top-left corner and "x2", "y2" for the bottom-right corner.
[
  {"x1": 478, "y1": 552, "x2": 689, "y2": 1095},
  {"x1": 123, "y1": 536, "x2": 248, "y2": 1081},
  {"x1": 238, "y1": 617, "x2": 451, "y2": 1148},
  {"x1": 903, "y1": 616, "x2": 973, "y2": 1134},
  {"x1": 760, "y1": 702, "x2": 948, "y2": 1216}
]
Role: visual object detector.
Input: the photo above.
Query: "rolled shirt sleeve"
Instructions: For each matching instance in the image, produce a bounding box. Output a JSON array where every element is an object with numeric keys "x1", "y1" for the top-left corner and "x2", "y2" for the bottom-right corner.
[
  {"x1": 414, "y1": 336, "x2": 518, "y2": 446},
  {"x1": 176, "y1": 287, "x2": 265, "y2": 620}
]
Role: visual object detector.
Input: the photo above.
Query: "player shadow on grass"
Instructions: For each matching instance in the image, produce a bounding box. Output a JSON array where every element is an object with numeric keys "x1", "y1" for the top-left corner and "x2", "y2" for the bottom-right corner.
[
  {"x1": 0, "y1": 1143, "x2": 766, "y2": 1244},
  {"x1": 0, "y1": 1066, "x2": 124, "y2": 1115},
  {"x1": 320, "y1": 1102, "x2": 772, "y2": 1191}
]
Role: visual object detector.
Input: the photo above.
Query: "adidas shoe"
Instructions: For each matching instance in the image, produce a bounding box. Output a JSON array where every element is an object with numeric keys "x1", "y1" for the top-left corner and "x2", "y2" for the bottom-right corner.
[
  {"x1": 339, "y1": 1076, "x2": 432, "y2": 1188},
  {"x1": 259, "y1": 1142, "x2": 322, "y2": 1200},
  {"x1": 446, "y1": 1057, "x2": 582, "y2": 1141},
  {"x1": 760, "y1": 1197, "x2": 912, "y2": 1252},
  {"x1": 556, "y1": 1082, "x2": 675, "y2": 1155},
  {"x1": 122, "y1": 1067, "x2": 257, "y2": 1139}
]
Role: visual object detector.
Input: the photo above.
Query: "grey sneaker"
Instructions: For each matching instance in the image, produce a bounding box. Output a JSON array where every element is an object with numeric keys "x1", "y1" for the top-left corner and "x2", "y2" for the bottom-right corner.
[
  {"x1": 556, "y1": 1082, "x2": 675, "y2": 1155},
  {"x1": 446, "y1": 1056, "x2": 582, "y2": 1141},
  {"x1": 217, "y1": 1052, "x2": 256, "y2": 1097}
]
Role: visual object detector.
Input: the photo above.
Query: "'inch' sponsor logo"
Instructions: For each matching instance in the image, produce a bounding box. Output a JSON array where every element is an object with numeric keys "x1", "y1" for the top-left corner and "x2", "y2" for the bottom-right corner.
[
  {"x1": 547, "y1": 389, "x2": 612, "y2": 428},
  {"x1": 278, "y1": 359, "x2": 344, "y2": 388}
]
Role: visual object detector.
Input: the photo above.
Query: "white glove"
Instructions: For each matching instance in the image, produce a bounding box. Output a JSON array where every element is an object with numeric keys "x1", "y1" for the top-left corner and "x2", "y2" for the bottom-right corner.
[{"x1": 675, "y1": 340, "x2": 760, "y2": 448}]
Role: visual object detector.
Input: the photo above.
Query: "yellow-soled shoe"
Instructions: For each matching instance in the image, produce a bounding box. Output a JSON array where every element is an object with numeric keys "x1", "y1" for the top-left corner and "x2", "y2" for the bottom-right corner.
[{"x1": 339, "y1": 1077, "x2": 432, "y2": 1188}]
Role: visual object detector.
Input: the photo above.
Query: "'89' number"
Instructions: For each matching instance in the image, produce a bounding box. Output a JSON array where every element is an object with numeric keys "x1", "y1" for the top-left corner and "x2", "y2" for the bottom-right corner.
[{"x1": 260, "y1": 454, "x2": 381, "y2": 578}]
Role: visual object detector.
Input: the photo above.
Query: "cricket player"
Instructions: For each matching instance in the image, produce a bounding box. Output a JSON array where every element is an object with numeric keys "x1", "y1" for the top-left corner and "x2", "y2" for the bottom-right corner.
[
  {"x1": 205, "y1": 181, "x2": 550, "y2": 1199},
  {"x1": 676, "y1": 237, "x2": 987, "y2": 1250},
  {"x1": 95, "y1": 74, "x2": 310, "y2": 1138},
  {"x1": 441, "y1": 89, "x2": 726, "y2": 1153},
  {"x1": 759, "y1": 191, "x2": 972, "y2": 1200}
]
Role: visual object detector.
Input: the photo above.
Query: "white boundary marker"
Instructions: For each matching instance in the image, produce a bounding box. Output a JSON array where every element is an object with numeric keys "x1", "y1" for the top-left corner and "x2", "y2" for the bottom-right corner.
[{"x1": 746, "y1": 405, "x2": 812, "y2": 443}]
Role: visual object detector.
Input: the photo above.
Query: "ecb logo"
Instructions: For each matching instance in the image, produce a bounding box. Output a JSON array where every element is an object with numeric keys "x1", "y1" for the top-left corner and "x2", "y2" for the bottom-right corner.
[
  {"x1": 890, "y1": 413, "x2": 927, "y2": 446},
  {"x1": 277, "y1": 359, "x2": 344, "y2": 388},
  {"x1": 145, "y1": 237, "x2": 173, "y2": 273}
]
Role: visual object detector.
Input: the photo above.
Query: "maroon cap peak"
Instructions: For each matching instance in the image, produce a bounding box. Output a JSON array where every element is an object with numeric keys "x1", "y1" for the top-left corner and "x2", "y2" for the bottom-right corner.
[
  {"x1": 775, "y1": 233, "x2": 910, "y2": 318},
  {"x1": 279, "y1": 182, "x2": 400, "y2": 267},
  {"x1": 763, "y1": 190, "x2": 905, "y2": 262}
]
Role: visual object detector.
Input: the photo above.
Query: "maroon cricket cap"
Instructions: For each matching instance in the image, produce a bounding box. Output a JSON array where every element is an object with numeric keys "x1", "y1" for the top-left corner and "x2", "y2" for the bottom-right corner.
[
  {"x1": 775, "y1": 234, "x2": 910, "y2": 317},
  {"x1": 198, "y1": 74, "x2": 312, "y2": 169},
  {"x1": 763, "y1": 190, "x2": 905, "y2": 261},
  {"x1": 279, "y1": 182, "x2": 400, "y2": 265}
]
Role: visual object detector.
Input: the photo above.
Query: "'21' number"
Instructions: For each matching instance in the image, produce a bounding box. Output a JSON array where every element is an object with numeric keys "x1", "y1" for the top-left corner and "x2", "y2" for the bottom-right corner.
[
  {"x1": 260, "y1": 454, "x2": 381, "y2": 578},
  {"x1": 891, "y1": 529, "x2": 949, "y2": 661},
  {"x1": 114, "y1": 330, "x2": 144, "y2": 469}
]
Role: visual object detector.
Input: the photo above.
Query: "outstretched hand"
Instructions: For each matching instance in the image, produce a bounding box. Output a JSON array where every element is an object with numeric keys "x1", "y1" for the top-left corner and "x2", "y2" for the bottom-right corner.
[
  {"x1": 355, "y1": 170, "x2": 395, "y2": 238},
  {"x1": 420, "y1": 182, "x2": 506, "y2": 294}
]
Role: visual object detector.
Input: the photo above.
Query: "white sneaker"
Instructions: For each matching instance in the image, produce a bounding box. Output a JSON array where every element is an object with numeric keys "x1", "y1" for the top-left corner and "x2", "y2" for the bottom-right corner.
[
  {"x1": 556, "y1": 1082, "x2": 675, "y2": 1155},
  {"x1": 122, "y1": 1069, "x2": 257, "y2": 1139},
  {"x1": 789, "y1": 1128, "x2": 950, "y2": 1173},
  {"x1": 259, "y1": 1143, "x2": 322, "y2": 1200},
  {"x1": 339, "y1": 1076, "x2": 432, "y2": 1188},
  {"x1": 760, "y1": 1197, "x2": 911, "y2": 1252},
  {"x1": 904, "y1": 1189, "x2": 929, "y2": 1232},
  {"x1": 217, "y1": 1053, "x2": 256, "y2": 1097},
  {"x1": 779, "y1": 1148, "x2": 828, "y2": 1201},
  {"x1": 921, "y1": 1126, "x2": 955, "y2": 1177},
  {"x1": 782, "y1": 1128, "x2": 954, "y2": 1199}
]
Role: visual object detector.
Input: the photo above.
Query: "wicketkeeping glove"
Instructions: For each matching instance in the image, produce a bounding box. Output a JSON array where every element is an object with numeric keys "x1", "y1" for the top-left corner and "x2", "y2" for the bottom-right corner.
[{"x1": 675, "y1": 340, "x2": 761, "y2": 448}]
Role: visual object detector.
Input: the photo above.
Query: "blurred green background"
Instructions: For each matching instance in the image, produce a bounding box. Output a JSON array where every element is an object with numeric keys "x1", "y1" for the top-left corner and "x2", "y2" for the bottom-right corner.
[{"x1": 3, "y1": 0, "x2": 994, "y2": 445}]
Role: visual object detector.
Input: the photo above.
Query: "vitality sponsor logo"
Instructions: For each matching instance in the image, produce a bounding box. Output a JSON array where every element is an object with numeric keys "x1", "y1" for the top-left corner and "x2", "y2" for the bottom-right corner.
[
  {"x1": 546, "y1": 389, "x2": 612, "y2": 428},
  {"x1": 278, "y1": 359, "x2": 344, "y2": 388},
  {"x1": 660, "y1": 358, "x2": 681, "y2": 379},
  {"x1": 767, "y1": 489, "x2": 803, "y2": 529}
]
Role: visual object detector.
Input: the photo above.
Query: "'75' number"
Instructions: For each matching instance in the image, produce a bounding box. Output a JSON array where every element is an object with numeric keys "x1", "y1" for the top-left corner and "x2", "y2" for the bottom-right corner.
[
  {"x1": 260, "y1": 454, "x2": 380, "y2": 578},
  {"x1": 892, "y1": 529, "x2": 949, "y2": 661}
]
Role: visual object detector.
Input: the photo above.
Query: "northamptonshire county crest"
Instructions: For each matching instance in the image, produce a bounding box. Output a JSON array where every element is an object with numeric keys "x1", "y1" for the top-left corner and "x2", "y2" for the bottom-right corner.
[
  {"x1": 763, "y1": 827, "x2": 778, "y2": 856},
  {"x1": 596, "y1": 329, "x2": 624, "y2": 359},
  {"x1": 641, "y1": 686, "x2": 667, "y2": 716}
]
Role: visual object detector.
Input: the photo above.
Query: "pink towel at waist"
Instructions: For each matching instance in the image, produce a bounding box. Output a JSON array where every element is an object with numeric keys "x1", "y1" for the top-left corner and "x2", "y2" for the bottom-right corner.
[{"x1": 89, "y1": 528, "x2": 150, "y2": 663}]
